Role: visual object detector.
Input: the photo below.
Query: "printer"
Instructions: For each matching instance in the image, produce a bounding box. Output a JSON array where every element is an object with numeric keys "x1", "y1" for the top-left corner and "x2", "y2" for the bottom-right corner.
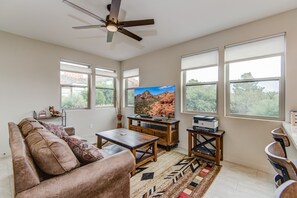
[{"x1": 192, "y1": 115, "x2": 218, "y2": 133}]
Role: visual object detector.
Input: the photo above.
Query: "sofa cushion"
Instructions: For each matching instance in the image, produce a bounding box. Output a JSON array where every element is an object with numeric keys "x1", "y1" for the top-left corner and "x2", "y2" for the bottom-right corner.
[
  {"x1": 63, "y1": 136, "x2": 104, "y2": 164},
  {"x1": 18, "y1": 117, "x2": 37, "y2": 128},
  {"x1": 25, "y1": 129, "x2": 80, "y2": 175},
  {"x1": 39, "y1": 121, "x2": 68, "y2": 138},
  {"x1": 18, "y1": 118, "x2": 29, "y2": 128},
  {"x1": 20, "y1": 120, "x2": 44, "y2": 137}
]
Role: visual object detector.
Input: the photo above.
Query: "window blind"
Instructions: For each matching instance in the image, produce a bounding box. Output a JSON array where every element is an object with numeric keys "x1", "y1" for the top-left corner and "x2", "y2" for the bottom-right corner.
[
  {"x1": 95, "y1": 68, "x2": 117, "y2": 77},
  {"x1": 123, "y1": 68, "x2": 139, "y2": 78},
  {"x1": 225, "y1": 34, "x2": 285, "y2": 63},
  {"x1": 181, "y1": 49, "x2": 218, "y2": 70},
  {"x1": 60, "y1": 61, "x2": 91, "y2": 74}
]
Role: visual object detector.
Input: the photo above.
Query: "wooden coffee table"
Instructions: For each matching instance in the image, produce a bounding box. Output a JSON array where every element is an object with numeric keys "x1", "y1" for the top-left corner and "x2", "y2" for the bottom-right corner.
[{"x1": 96, "y1": 128, "x2": 159, "y2": 174}]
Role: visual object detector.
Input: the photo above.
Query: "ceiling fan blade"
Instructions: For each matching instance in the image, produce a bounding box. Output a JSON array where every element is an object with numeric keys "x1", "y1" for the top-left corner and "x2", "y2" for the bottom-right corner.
[
  {"x1": 63, "y1": 0, "x2": 106, "y2": 24},
  {"x1": 119, "y1": 19, "x2": 154, "y2": 27},
  {"x1": 109, "y1": 0, "x2": 121, "y2": 22},
  {"x1": 118, "y1": 28, "x2": 142, "y2": 41},
  {"x1": 73, "y1": 25, "x2": 106, "y2": 29},
  {"x1": 107, "y1": 31, "x2": 114, "y2": 43}
]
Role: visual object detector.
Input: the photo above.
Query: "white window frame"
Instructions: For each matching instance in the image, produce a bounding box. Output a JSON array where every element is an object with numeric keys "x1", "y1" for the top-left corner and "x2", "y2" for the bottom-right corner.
[
  {"x1": 123, "y1": 68, "x2": 139, "y2": 108},
  {"x1": 181, "y1": 49, "x2": 219, "y2": 114},
  {"x1": 95, "y1": 68, "x2": 117, "y2": 108},
  {"x1": 225, "y1": 34, "x2": 285, "y2": 120},
  {"x1": 60, "y1": 60, "x2": 91, "y2": 109}
]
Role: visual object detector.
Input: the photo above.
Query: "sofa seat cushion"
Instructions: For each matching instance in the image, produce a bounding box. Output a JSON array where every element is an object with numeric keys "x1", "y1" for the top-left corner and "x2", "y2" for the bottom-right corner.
[
  {"x1": 39, "y1": 121, "x2": 68, "y2": 138},
  {"x1": 63, "y1": 136, "x2": 104, "y2": 164},
  {"x1": 25, "y1": 129, "x2": 80, "y2": 175}
]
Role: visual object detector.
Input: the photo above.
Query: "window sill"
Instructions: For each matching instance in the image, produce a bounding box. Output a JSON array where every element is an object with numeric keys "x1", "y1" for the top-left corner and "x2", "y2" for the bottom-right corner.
[
  {"x1": 95, "y1": 106, "x2": 115, "y2": 109},
  {"x1": 181, "y1": 111, "x2": 218, "y2": 117},
  {"x1": 224, "y1": 115, "x2": 283, "y2": 123}
]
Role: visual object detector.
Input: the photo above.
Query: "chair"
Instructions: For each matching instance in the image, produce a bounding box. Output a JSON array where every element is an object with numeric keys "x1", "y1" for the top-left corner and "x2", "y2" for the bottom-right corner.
[
  {"x1": 265, "y1": 142, "x2": 297, "y2": 187},
  {"x1": 271, "y1": 128, "x2": 290, "y2": 158},
  {"x1": 275, "y1": 180, "x2": 297, "y2": 198}
]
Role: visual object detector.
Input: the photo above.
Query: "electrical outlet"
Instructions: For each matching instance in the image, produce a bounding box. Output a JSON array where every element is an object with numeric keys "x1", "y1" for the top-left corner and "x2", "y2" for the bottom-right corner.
[{"x1": 89, "y1": 124, "x2": 93, "y2": 129}]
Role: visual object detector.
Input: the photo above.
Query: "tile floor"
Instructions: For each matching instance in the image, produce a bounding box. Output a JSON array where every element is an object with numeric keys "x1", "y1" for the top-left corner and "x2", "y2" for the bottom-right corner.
[
  {"x1": 0, "y1": 157, "x2": 14, "y2": 198},
  {"x1": 204, "y1": 160, "x2": 275, "y2": 198},
  {"x1": 0, "y1": 153, "x2": 275, "y2": 198}
]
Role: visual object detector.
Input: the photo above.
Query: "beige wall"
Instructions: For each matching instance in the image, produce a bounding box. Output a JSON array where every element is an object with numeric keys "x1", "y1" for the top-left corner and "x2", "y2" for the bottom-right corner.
[
  {"x1": 0, "y1": 31, "x2": 120, "y2": 156},
  {"x1": 121, "y1": 9, "x2": 297, "y2": 172}
]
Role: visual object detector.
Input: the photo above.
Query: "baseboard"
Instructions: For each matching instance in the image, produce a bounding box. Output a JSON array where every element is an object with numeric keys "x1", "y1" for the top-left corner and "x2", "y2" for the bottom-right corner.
[
  {"x1": 174, "y1": 147, "x2": 188, "y2": 155},
  {"x1": 0, "y1": 154, "x2": 11, "y2": 159}
]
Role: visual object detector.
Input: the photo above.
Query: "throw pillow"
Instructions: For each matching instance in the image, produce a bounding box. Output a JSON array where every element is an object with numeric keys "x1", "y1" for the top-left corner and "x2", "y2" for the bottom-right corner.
[
  {"x1": 70, "y1": 135, "x2": 88, "y2": 142},
  {"x1": 25, "y1": 129, "x2": 80, "y2": 175},
  {"x1": 63, "y1": 136, "x2": 104, "y2": 164},
  {"x1": 20, "y1": 120, "x2": 43, "y2": 137},
  {"x1": 39, "y1": 121, "x2": 68, "y2": 138}
]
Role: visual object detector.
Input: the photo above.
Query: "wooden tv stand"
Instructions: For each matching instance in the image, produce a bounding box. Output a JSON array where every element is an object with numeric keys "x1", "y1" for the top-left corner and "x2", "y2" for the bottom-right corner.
[{"x1": 127, "y1": 116, "x2": 180, "y2": 151}]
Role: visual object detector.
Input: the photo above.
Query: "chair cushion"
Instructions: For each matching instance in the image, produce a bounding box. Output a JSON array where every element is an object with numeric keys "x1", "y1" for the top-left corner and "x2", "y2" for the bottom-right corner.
[
  {"x1": 25, "y1": 129, "x2": 80, "y2": 175},
  {"x1": 275, "y1": 180, "x2": 297, "y2": 197},
  {"x1": 39, "y1": 121, "x2": 68, "y2": 138},
  {"x1": 63, "y1": 136, "x2": 104, "y2": 164}
]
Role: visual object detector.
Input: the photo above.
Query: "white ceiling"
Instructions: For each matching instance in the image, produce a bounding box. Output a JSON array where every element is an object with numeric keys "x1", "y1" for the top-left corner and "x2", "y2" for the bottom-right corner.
[{"x1": 1, "y1": 0, "x2": 297, "y2": 61}]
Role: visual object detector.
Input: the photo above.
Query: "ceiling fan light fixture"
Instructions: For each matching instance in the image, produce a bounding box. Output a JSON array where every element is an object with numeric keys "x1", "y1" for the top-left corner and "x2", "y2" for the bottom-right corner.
[
  {"x1": 64, "y1": 0, "x2": 153, "y2": 42},
  {"x1": 106, "y1": 23, "x2": 118, "y2": 32}
]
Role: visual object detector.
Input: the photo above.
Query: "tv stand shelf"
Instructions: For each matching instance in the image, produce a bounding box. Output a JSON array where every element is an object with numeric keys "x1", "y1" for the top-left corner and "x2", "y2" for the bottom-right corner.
[{"x1": 127, "y1": 116, "x2": 180, "y2": 151}]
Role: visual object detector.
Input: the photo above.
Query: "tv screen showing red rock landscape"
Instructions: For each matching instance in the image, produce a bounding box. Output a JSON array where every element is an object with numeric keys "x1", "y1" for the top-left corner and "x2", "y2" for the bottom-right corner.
[{"x1": 134, "y1": 85, "x2": 175, "y2": 117}]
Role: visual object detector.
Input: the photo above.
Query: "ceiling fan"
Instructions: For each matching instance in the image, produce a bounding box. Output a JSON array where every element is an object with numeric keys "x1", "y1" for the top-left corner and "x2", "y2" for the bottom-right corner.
[{"x1": 63, "y1": 0, "x2": 155, "y2": 42}]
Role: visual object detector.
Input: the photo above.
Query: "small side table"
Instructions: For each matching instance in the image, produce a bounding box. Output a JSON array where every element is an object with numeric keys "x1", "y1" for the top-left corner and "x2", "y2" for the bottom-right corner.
[{"x1": 187, "y1": 128, "x2": 225, "y2": 165}]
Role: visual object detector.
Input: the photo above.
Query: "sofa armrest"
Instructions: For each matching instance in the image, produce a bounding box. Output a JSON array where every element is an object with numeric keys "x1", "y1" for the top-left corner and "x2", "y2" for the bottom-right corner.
[
  {"x1": 16, "y1": 150, "x2": 135, "y2": 198},
  {"x1": 63, "y1": 126, "x2": 75, "y2": 136}
]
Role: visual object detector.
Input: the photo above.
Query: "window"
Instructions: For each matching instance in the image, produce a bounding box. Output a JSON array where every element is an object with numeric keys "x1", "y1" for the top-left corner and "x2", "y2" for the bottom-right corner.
[
  {"x1": 123, "y1": 68, "x2": 139, "y2": 107},
  {"x1": 95, "y1": 68, "x2": 117, "y2": 107},
  {"x1": 225, "y1": 34, "x2": 285, "y2": 120},
  {"x1": 60, "y1": 61, "x2": 91, "y2": 109},
  {"x1": 181, "y1": 49, "x2": 219, "y2": 114}
]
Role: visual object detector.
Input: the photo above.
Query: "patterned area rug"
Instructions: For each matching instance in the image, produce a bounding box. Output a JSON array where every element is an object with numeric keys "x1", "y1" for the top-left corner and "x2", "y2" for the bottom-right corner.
[{"x1": 130, "y1": 151, "x2": 221, "y2": 198}]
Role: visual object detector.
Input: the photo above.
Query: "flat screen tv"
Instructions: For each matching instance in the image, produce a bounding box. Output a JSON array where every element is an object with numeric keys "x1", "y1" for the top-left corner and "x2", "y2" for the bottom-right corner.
[{"x1": 134, "y1": 85, "x2": 175, "y2": 118}]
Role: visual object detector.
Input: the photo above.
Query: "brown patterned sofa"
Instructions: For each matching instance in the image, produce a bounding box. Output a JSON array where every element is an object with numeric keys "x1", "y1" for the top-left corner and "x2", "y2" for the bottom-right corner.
[{"x1": 8, "y1": 119, "x2": 135, "y2": 198}]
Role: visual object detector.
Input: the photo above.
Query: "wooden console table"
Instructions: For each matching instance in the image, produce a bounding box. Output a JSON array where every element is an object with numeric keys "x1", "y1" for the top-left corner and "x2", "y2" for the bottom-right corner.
[
  {"x1": 187, "y1": 128, "x2": 225, "y2": 165},
  {"x1": 128, "y1": 116, "x2": 179, "y2": 151}
]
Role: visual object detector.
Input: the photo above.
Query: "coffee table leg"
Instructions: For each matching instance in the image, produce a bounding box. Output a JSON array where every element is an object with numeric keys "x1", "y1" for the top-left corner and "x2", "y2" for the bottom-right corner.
[
  {"x1": 97, "y1": 136, "x2": 102, "y2": 149},
  {"x1": 131, "y1": 149, "x2": 137, "y2": 175},
  {"x1": 153, "y1": 141, "x2": 157, "y2": 162}
]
